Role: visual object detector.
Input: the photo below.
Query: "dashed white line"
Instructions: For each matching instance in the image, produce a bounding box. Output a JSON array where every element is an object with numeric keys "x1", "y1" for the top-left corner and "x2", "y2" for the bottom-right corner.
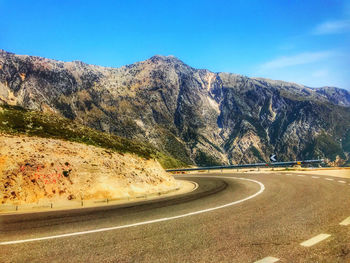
[
  {"x1": 254, "y1": 256, "x2": 279, "y2": 263},
  {"x1": 338, "y1": 180, "x2": 346, "y2": 184},
  {"x1": 297, "y1": 174, "x2": 305, "y2": 177},
  {"x1": 340, "y1": 216, "x2": 350, "y2": 226},
  {"x1": 325, "y1": 178, "x2": 334, "y2": 181},
  {"x1": 300, "y1": 233, "x2": 331, "y2": 247},
  {"x1": 0, "y1": 176, "x2": 265, "y2": 245},
  {"x1": 311, "y1": 176, "x2": 320, "y2": 179}
]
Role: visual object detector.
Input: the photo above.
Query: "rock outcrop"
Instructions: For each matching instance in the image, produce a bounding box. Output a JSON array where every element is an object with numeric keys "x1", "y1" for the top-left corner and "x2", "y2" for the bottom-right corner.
[{"x1": 0, "y1": 133, "x2": 176, "y2": 205}]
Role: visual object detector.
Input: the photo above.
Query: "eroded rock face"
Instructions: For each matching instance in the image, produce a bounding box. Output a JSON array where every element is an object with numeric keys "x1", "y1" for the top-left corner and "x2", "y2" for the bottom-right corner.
[
  {"x1": 1, "y1": 50, "x2": 349, "y2": 165},
  {"x1": 0, "y1": 134, "x2": 176, "y2": 204}
]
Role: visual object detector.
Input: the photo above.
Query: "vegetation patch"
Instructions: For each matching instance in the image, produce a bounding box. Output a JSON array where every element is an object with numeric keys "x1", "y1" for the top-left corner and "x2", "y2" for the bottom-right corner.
[
  {"x1": 303, "y1": 133, "x2": 345, "y2": 162},
  {"x1": 249, "y1": 146, "x2": 265, "y2": 162},
  {"x1": 194, "y1": 150, "x2": 222, "y2": 166},
  {"x1": 162, "y1": 133, "x2": 192, "y2": 165}
]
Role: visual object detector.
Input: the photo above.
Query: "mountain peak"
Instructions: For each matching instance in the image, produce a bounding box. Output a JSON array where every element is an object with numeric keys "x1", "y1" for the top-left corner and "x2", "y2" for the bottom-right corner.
[{"x1": 148, "y1": 54, "x2": 184, "y2": 64}]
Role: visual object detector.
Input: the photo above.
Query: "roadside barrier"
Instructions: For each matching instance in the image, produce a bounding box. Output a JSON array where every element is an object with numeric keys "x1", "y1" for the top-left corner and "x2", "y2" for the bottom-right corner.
[{"x1": 166, "y1": 159, "x2": 324, "y2": 173}]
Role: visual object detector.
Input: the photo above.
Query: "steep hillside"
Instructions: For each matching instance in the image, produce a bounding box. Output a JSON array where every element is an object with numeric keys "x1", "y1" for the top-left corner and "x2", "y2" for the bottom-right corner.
[
  {"x1": 0, "y1": 105, "x2": 185, "y2": 169},
  {"x1": 1, "y1": 50, "x2": 349, "y2": 165},
  {"x1": 0, "y1": 105, "x2": 183, "y2": 205},
  {"x1": 0, "y1": 133, "x2": 177, "y2": 205}
]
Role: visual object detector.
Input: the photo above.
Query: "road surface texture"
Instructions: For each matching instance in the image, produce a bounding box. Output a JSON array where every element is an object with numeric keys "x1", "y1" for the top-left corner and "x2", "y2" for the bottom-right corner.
[{"x1": 1, "y1": 173, "x2": 350, "y2": 262}]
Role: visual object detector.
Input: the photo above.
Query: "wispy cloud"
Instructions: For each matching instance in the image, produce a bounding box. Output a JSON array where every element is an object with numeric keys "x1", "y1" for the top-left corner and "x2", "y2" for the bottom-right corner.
[
  {"x1": 313, "y1": 20, "x2": 350, "y2": 35},
  {"x1": 259, "y1": 51, "x2": 335, "y2": 71},
  {"x1": 311, "y1": 69, "x2": 329, "y2": 78}
]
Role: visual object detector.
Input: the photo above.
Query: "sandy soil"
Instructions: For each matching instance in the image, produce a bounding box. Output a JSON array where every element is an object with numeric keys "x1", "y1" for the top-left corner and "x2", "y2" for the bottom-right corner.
[{"x1": 0, "y1": 133, "x2": 178, "y2": 205}]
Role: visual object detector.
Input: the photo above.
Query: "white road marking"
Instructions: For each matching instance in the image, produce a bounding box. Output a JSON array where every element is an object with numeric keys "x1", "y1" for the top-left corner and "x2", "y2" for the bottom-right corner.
[
  {"x1": 325, "y1": 178, "x2": 334, "y2": 181},
  {"x1": 254, "y1": 256, "x2": 279, "y2": 263},
  {"x1": 0, "y1": 176, "x2": 265, "y2": 245},
  {"x1": 297, "y1": 174, "x2": 305, "y2": 177},
  {"x1": 340, "y1": 216, "x2": 350, "y2": 226},
  {"x1": 300, "y1": 233, "x2": 331, "y2": 247},
  {"x1": 338, "y1": 180, "x2": 346, "y2": 184},
  {"x1": 311, "y1": 176, "x2": 319, "y2": 179},
  {"x1": 192, "y1": 181, "x2": 199, "y2": 191}
]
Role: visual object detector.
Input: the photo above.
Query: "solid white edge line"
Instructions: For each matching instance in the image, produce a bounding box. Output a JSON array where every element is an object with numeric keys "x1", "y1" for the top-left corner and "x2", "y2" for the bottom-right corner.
[
  {"x1": 0, "y1": 176, "x2": 265, "y2": 245},
  {"x1": 300, "y1": 233, "x2": 331, "y2": 247},
  {"x1": 254, "y1": 256, "x2": 279, "y2": 263},
  {"x1": 340, "y1": 216, "x2": 350, "y2": 226}
]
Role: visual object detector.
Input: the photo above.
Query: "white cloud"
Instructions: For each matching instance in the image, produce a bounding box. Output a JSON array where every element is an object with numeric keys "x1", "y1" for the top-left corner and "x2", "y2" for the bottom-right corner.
[
  {"x1": 311, "y1": 69, "x2": 329, "y2": 78},
  {"x1": 313, "y1": 20, "x2": 350, "y2": 35},
  {"x1": 259, "y1": 51, "x2": 335, "y2": 71}
]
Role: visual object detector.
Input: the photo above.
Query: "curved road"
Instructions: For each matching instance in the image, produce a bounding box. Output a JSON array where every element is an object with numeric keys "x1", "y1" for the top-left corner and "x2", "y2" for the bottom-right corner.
[{"x1": 1, "y1": 172, "x2": 350, "y2": 262}]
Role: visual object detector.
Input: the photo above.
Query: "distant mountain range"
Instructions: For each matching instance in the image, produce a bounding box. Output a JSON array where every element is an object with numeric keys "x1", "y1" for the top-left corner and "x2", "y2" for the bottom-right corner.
[{"x1": 1, "y1": 49, "x2": 349, "y2": 166}]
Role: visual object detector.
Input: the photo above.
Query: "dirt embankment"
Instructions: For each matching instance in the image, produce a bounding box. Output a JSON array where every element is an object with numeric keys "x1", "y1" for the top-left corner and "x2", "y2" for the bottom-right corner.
[{"x1": 0, "y1": 133, "x2": 177, "y2": 205}]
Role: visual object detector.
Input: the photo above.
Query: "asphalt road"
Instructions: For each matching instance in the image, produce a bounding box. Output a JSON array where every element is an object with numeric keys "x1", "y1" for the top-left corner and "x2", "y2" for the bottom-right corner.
[{"x1": 1, "y1": 172, "x2": 350, "y2": 263}]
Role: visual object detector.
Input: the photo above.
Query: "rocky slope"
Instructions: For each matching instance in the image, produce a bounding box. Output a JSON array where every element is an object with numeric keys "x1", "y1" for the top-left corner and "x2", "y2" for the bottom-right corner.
[
  {"x1": 1, "y1": 49, "x2": 349, "y2": 165},
  {"x1": 0, "y1": 133, "x2": 177, "y2": 205}
]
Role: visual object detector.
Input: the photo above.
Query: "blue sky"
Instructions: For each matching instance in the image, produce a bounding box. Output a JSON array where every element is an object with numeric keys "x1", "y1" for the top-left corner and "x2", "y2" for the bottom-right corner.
[{"x1": 1, "y1": 0, "x2": 349, "y2": 89}]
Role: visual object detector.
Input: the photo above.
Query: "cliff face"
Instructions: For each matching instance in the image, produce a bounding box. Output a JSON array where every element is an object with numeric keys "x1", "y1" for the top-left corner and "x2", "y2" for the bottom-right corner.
[{"x1": 1, "y1": 50, "x2": 350, "y2": 165}]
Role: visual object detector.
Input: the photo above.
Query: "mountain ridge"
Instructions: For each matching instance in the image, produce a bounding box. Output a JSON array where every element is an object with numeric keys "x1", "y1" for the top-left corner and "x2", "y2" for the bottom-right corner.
[
  {"x1": 1, "y1": 49, "x2": 349, "y2": 166},
  {"x1": 1, "y1": 49, "x2": 348, "y2": 95}
]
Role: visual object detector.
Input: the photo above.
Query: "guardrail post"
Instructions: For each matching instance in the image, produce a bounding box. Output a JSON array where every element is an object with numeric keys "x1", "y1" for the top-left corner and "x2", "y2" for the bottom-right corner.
[
  {"x1": 165, "y1": 159, "x2": 324, "y2": 173},
  {"x1": 16, "y1": 205, "x2": 18, "y2": 211},
  {"x1": 50, "y1": 203, "x2": 53, "y2": 208}
]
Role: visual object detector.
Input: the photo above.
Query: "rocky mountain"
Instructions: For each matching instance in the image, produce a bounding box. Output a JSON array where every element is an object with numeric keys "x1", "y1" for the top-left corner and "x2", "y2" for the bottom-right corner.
[{"x1": 1, "y1": 49, "x2": 350, "y2": 166}]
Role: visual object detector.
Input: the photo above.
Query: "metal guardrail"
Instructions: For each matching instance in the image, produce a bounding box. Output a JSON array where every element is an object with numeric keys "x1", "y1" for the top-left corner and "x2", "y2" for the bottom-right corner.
[{"x1": 166, "y1": 159, "x2": 324, "y2": 172}]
